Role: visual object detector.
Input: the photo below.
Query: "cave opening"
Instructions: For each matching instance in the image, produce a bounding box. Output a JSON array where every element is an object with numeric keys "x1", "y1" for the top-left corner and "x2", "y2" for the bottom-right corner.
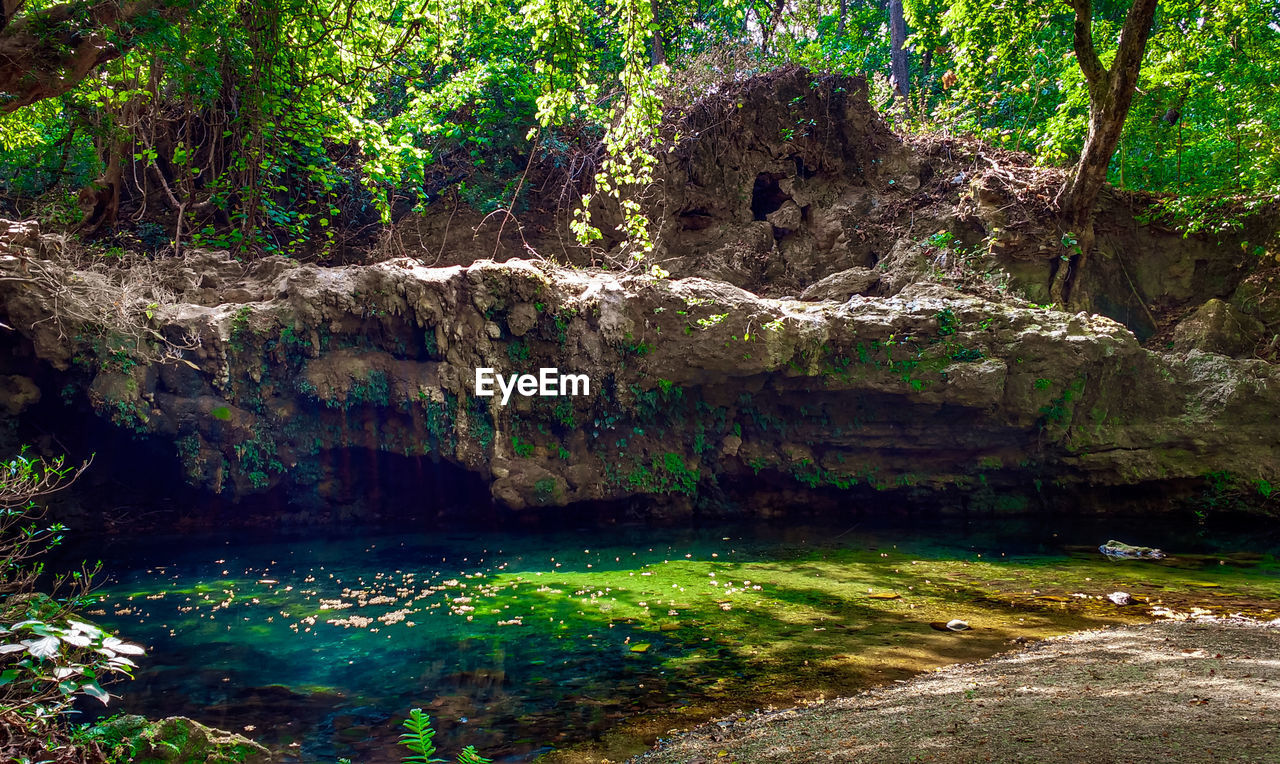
[{"x1": 751, "y1": 173, "x2": 790, "y2": 220}]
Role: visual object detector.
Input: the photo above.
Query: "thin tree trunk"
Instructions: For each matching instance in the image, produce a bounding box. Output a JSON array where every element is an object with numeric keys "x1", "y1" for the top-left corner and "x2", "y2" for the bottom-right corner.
[
  {"x1": 757, "y1": 4, "x2": 771, "y2": 58},
  {"x1": 80, "y1": 137, "x2": 126, "y2": 234},
  {"x1": 758, "y1": 0, "x2": 786, "y2": 59},
  {"x1": 888, "y1": 0, "x2": 909, "y2": 107},
  {"x1": 650, "y1": 0, "x2": 665, "y2": 66},
  {"x1": 1052, "y1": 0, "x2": 1160, "y2": 307},
  {"x1": 838, "y1": 0, "x2": 847, "y2": 36}
]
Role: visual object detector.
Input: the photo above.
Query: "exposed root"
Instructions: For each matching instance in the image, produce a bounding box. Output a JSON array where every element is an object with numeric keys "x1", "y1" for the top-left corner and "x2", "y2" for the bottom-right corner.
[{"x1": 0, "y1": 222, "x2": 199, "y2": 365}]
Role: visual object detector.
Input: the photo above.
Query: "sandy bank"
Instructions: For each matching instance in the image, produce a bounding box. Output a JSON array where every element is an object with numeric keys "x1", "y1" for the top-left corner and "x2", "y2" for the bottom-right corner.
[{"x1": 633, "y1": 618, "x2": 1280, "y2": 763}]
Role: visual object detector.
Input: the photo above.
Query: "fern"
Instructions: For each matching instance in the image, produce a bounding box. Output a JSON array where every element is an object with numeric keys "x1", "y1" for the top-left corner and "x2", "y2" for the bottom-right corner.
[
  {"x1": 398, "y1": 709, "x2": 490, "y2": 764},
  {"x1": 399, "y1": 708, "x2": 440, "y2": 764},
  {"x1": 455, "y1": 746, "x2": 492, "y2": 764}
]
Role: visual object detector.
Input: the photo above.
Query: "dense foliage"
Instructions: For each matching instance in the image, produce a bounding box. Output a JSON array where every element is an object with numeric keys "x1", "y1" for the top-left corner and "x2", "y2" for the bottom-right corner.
[{"x1": 0, "y1": 0, "x2": 1276, "y2": 260}]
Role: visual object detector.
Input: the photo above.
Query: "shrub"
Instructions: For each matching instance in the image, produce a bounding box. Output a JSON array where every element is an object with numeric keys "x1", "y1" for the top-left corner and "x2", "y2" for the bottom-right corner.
[{"x1": 1, "y1": 449, "x2": 145, "y2": 734}]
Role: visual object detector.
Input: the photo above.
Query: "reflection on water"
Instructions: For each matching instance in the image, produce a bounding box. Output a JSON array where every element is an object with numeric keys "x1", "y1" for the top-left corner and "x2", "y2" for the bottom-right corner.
[{"x1": 69, "y1": 517, "x2": 1280, "y2": 762}]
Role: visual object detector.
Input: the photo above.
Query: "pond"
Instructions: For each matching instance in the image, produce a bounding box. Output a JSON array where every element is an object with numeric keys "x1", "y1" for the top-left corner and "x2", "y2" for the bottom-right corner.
[{"x1": 72, "y1": 516, "x2": 1280, "y2": 763}]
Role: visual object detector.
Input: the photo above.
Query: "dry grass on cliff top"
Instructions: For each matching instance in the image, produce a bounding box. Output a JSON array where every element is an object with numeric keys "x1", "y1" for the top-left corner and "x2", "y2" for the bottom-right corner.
[{"x1": 632, "y1": 618, "x2": 1280, "y2": 763}]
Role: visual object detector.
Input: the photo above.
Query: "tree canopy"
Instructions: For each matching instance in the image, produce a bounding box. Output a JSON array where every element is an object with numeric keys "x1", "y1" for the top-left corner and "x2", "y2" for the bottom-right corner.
[{"x1": 0, "y1": 0, "x2": 1276, "y2": 260}]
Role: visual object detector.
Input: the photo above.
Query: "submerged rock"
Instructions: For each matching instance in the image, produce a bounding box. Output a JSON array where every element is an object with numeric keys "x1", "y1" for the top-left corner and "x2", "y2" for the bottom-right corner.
[{"x1": 1099, "y1": 540, "x2": 1166, "y2": 560}]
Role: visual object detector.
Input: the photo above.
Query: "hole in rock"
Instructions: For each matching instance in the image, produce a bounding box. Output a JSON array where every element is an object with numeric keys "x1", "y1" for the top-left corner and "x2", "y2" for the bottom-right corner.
[{"x1": 751, "y1": 173, "x2": 790, "y2": 220}]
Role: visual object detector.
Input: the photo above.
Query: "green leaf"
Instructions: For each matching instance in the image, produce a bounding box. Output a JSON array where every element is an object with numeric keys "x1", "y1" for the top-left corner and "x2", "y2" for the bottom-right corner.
[
  {"x1": 101, "y1": 636, "x2": 145, "y2": 656},
  {"x1": 399, "y1": 708, "x2": 442, "y2": 763},
  {"x1": 21, "y1": 636, "x2": 59, "y2": 658},
  {"x1": 59, "y1": 631, "x2": 92, "y2": 647},
  {"x1": 80, "y1": 681, "x2": 110, "y2": 704}
]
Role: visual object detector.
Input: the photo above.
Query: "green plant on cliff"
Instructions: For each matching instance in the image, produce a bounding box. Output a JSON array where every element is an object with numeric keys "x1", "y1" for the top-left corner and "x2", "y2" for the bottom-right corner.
[
  {"x1": 228, "y1": 307, "x2": 253, "y2": 353},
  {"x1": 935, "y1": 308, "x2": 959, "y2": 336},
  {"x1": 1195, "y1": 470, "x2": 1278, "y2": 518},
  {"x1": 468, "y1": 400, "x2": 496, "y2": 451},
  {"x1": 1038, "y1": 378, "x2": 1085, "y2": 430},
  {"x1": 534, "y1": 477, "x2": 559, "y2": 503},
  {"x1": 507, "y1": 339, "x2": 531, "y2": 363},
  {"x1": 627, "y1": 452, "x2": 699, "y2": 496},
  {"x1": 790, "y1": 459, "x2": 855, "y2": 490},
  {"x1": 553, "y1": 399, "x2": 577, "y2": 428},
  {"x1": 512, "y1": 434, "x2": 536, "y2": 458},
  {"x1": 279, "y1": 325, "x2": 312, "y2": 352}
]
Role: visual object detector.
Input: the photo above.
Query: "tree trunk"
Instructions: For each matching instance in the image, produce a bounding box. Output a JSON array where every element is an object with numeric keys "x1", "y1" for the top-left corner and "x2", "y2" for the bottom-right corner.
[
  {"x1": 1052, "y1": 0, "x2": 1160, "y2": 307},
  {"x1": 79, "y1": 136, "x2": 127, "y2": 234},
  {"x1": 888, "y1": 0, "x2": 910, "y2": 107},
  {"x1": 650, "y1": 0, "x2": 665, "y2": 66},
  {"x1": 0, "y1": 0, "x2": 22, "y2": 34},
  {"x1": 758, "y1": 0, "x2": 786, "y2": 59},
  {"x1": 838, "y1": 0, "x2": 847, "y2": 36}
]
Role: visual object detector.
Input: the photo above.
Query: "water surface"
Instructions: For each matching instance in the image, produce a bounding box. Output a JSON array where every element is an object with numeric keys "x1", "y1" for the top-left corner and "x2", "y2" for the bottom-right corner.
[{"x1": 73, "y1": 517, "x2": 1280, "y2": 762}]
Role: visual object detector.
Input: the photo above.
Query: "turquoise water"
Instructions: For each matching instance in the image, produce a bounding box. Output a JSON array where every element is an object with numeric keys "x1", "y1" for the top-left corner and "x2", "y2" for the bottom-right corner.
[{"x1": 74, "y1": 519, "x2": 1280, "y2": 762}]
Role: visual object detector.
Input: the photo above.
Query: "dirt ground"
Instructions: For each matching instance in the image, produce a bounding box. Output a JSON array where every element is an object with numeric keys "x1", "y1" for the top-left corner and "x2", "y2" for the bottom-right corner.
[{"x1": 632, "y1": 618, "x2": 1280, "y2": 763}]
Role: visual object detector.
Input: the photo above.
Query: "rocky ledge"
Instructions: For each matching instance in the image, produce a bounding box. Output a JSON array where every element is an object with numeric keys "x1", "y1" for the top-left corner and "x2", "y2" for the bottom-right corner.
[{"x1": 2, "y1": 245, "x2": 1278, "y2": 521}]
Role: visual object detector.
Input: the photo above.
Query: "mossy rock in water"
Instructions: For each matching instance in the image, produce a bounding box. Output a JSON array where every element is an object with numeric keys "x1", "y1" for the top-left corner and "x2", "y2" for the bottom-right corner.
[
  {"x1": 1099, "y1": 539, "x2": 1166, "y2": 559},
  {"x1": 89, "y1": 715, "x2": 271, "y2": 764}
]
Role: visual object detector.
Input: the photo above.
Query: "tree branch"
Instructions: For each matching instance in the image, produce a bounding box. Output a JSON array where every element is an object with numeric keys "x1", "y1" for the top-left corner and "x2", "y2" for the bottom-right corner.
[
  {"x1": 1068, "y1": 0, "x2": 1106, "y2": 89},
  {"x1": 1112, "y1": 0, "x2": 1160, "y2": 87},
  {"x1": 0, "y1": 0, "x2": 203, "y2": 114}
]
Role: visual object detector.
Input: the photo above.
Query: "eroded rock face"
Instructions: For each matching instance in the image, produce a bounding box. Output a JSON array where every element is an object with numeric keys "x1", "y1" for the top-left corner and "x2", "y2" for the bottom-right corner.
[
  {"x1": 647, "y1": 68, "x2": 925, "y2": 296},
  {"x1": 4, "y1": 248, "x2": 1278, "y2": 519}
]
